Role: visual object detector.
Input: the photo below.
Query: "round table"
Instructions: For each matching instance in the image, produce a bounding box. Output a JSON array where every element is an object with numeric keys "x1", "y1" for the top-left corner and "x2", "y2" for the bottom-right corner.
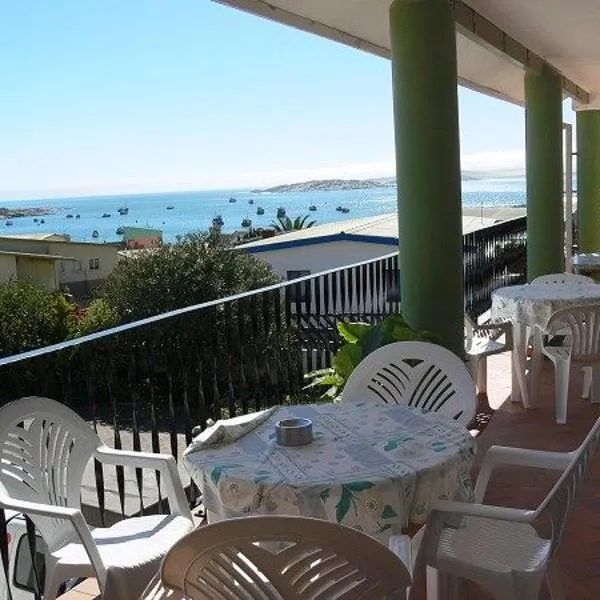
[
  {"x1": 183, "y1": 401, "x2": 476, "y2": 539},
  {"x1": 491, "y1": 283, "x2": 600, "y2": 406}
]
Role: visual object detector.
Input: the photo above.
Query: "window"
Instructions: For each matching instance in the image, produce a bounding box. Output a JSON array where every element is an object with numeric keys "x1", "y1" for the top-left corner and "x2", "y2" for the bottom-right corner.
[
  {"x1": 89, "y1": 258, "x2": 100, "y2": 270},
  {"x1": 287, "y1": 270, "x2": 311, "y2": 303},
  {"x1": 13, "y1": 533, "x2": 46, "y2": 592}
]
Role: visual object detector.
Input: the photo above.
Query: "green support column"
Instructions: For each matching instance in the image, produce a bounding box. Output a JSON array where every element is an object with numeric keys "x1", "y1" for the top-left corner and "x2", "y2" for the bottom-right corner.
[
  {"x1": 525, "y1": 68, "x2": 564, "y2": 280},
  {"x1": 576, "y1": 110, "x2": 600, "y2": 252},
  {"x1": 390, "y1": 0, "x2": 464, "y2": 356}
]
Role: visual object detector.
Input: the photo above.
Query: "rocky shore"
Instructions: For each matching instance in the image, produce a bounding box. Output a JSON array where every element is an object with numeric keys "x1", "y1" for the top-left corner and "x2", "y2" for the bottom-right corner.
[{"x1": 0, "y1": 206, "x2": 56, "y2": 219}]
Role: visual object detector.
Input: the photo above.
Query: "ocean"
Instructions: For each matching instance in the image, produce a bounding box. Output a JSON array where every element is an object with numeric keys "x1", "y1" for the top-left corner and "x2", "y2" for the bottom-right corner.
[{"x1": 0, "y1": 177, "x2": 527, "y2": 244}]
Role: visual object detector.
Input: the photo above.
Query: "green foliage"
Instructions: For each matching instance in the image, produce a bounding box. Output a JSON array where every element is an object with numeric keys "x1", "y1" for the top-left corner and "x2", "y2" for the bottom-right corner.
[
  {"x1": 103, "y1": 231, "x2": 280, "y2": 321},
  {"x1": 0, "y1": 281, "x2": 76, "y2": 358},
  {"x1": 270, "y1": 215, "x2": 317, "y2": 232},
  {"x1": 69, "y1": 298, "x2": 120, "y2": 337},
  {"x1": 304, "y1": 313, "x2": 436, "y2": 400}
]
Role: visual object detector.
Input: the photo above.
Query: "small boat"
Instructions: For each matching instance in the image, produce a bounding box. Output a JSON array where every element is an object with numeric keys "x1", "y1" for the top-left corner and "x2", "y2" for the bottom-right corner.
[
  {"x1": 116, "y1": 227, "x2": 125, "y2": 235},
  {"x1": 92, "y1": 230, "x2": 99, "y2": 238},
  {"x1": 248, "y1": 199, "x2": 254, "y2": 205},
  {"x1": 166, "y1": 205, "x2": 174, "y2": 210},
  {"x1": 256, "y1": 207, "x2": 265, "y2": 215},
  {"x1": 66, "y1": 214, "x2": 74, "y2": 219},
  {"x1": 277, "y1": 207, "x2": 286, "y2": 218},
  {"x1": 117, "y1": 207, "x2": 129, "y2": 215},
  {"x1": 40, "y1": 219, "x2": 45, "y2": 224},
  {"x1": 75, "y1": 214, "x2": 80, "y2": 219},
  {"x1": 309, "y1": 205, "x2": 317, "y2": 211},
  {"x1": 33, "y1": 218, "x2": 38, "y2": 223},
  {"x1": 336, "y1": 206, "x2": 350, "y2": 213},
  {"x1": 5, "y1": 220, "x2": 13, "y2": 226},
  {"x1": 241, "y1": 217, "x2": 252, "y2": 228},
  {"x1": 102, "y1": 213, "x2": 111, "y2": 218},
  {"x1": 229, "y1": 197, "x2": 237, "y2": 203}
]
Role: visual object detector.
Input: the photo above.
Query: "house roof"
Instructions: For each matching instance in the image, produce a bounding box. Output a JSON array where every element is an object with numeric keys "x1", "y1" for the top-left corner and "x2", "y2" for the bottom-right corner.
[
  {"x1": 239, "y1": 207, "x2": 525, "y2": 253},
  {"x1": 214, "y1": 0, "x2": 599, "y2": 108},
  {"x1": 0, "y1": 250, "x2": 78, "y2": 261},
  {"x1": 0, "y1": 234, "x2": 121, "y2": 248},
  {"x1": 121, "y1": 227, "x2": 163, "y2": 238}
]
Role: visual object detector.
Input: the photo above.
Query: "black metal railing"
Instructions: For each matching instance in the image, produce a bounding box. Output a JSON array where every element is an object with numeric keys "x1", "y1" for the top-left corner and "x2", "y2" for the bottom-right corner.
[
  {"x1": 0, "y1": 218, "x2": 527, "y2": 596},
  {"x1": 463, "y1": 216, "x2": 527, "y2": 318}
]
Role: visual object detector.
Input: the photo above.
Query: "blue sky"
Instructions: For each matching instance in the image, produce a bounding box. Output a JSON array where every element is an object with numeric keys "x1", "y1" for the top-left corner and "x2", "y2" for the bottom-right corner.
[{"x1": 0, "y1": 1, "x2": 573, "y2": 199}]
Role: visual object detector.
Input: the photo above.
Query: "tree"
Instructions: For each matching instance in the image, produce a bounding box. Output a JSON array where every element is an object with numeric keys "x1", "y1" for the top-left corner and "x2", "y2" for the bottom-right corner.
[
  {"x1": 0, "y1": 281, "x2": 76, "y2": 358},
  {"x1": 270, "y1": 215, "x2": 317, "y2": 232},
  {"x1": 103, "y1": 231, "x2": 279, "y2": 321}
]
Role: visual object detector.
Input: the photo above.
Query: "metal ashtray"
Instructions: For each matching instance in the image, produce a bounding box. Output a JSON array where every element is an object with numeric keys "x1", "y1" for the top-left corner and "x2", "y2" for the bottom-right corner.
[{"x1": 275, "y1": 418, "x2": 313, "y2": 446}]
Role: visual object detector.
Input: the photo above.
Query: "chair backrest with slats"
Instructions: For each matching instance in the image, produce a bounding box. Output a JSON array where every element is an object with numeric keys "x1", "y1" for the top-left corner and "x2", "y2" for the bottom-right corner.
[
  {"x1": 342, "y1": 341, "x2": 476, "y2": 426},
  {"x1": 531, "y1": 273, "x2": 595, "y2": 285},
  {"x1": 0, "y1": 396, "x2": 100, "y2": 551},
  {"x1": 161, "y1": 516, "x2": 411, "y2": 600},
  {"x1": 545, "y1": 304, "x2": 600, "y2": 362},
  {"x1": 535, "y1": 416, "x2": 600, "y2": 556}
]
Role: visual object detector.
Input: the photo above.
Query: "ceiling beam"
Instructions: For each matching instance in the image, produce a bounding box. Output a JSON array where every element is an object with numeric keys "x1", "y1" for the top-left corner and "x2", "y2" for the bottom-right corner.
[
  {"x1": 214, "y1": 0, "x2": 590, "y2": 105},
  {"x1": 453, "y1": 0, "x2": 589, "y2": 104}
]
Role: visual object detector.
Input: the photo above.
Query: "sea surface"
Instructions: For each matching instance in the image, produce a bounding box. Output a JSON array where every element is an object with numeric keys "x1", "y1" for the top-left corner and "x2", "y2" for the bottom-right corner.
[{"x1": 0, "y1": 177, "x2": 526, "y2": 244}]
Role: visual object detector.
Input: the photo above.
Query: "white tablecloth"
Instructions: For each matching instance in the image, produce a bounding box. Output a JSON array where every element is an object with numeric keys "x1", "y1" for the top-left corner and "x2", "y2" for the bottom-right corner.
[
  {"x1": 491, "y1": 283, "x2": 600, "y2": 329},
  {"x1": 184, "y1": 402, "x2": 476, "y2": 537}
]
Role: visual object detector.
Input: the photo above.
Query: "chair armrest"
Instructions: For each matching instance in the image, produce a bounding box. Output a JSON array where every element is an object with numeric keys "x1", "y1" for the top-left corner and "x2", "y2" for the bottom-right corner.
[
  {"x1": 0, "y1": 492, "x2": 107, "y2": 584},
  {"x1": 94, "y1": 446, "x2": 192, "y2": 521},
  {"x1": 474, "y1": 445, "x2": 572, "y2": 501},
  {"x1": 430, "y1": 500, "x2": 535, "y2": 524}
]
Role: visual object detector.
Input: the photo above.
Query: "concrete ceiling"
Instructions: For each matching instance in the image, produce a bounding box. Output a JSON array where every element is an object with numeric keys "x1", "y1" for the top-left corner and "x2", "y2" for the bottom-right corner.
[{"x1": 214, "y1": 0, "x2": 600, "y2": 108}]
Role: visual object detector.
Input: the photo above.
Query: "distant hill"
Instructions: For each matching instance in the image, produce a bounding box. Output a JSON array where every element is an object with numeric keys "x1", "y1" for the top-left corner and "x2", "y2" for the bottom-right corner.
[{"x1": 252, "y1": 179, "x2": 395, "y2": 194}]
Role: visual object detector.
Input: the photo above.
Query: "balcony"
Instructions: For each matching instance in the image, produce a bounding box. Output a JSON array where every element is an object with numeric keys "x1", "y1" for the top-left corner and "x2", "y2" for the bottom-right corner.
[{"x1": 8, "y1": 215, "x2": 598, "y2": 599}]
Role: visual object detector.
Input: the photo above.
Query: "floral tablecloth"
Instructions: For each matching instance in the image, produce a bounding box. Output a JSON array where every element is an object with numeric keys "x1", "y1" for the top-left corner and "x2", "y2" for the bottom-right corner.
[
  {"x1": 491, "y1": 283, "x2": 600, "y2": 329},
  {"x1": 183, "y1": 402, "x2": 476, "y2": 537}
]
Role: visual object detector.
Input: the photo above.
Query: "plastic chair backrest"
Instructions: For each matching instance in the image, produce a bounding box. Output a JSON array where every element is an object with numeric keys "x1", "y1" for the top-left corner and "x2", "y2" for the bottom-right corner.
[
  {"x1": 342, "y1": 341, "x2": 476, "y2": 426},
  {"x1": 535, "y1": 416, "x2": 600, "y2": 556},
  {"x1": 545, "y1": 303, "x2": 600, "y2": 361},
  {"x1": 161, "y1": 515, "x2": 411, "y2": 600},
  {"x1": 0, "y1": 397, "x2": 101, "y2": 551},
  {"x1": 531, "y1": 273, "x2": 594, "y2": 285}
]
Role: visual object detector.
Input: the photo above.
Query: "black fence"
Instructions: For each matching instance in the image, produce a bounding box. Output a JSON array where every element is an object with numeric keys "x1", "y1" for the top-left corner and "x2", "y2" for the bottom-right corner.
[{"x1": 0, "y1": 217, "x2": 526, "y2": 597}]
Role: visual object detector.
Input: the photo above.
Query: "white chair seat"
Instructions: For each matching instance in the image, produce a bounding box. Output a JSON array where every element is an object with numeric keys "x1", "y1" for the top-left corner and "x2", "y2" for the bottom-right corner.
[
  {"x1": 53, "y1": 514, "x2": 193, "y2": 568},
  {"x1": 437, "y1": 518, "x2": 550, "y2": 575},
  {"x1": 465, "y1": 337, "x2": 505, "y2": 357}
]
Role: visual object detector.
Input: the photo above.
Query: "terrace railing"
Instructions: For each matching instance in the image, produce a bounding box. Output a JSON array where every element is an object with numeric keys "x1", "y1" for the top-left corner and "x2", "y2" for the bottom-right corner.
[{"x1": 0, "y1": 217, "x2": 526, "y2": 597}]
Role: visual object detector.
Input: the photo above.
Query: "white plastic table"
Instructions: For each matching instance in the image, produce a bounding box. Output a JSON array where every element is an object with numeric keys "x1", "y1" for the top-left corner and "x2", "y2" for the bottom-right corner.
[
  {"x1": 183, "y1": 401, "x2": 476, "y2": 540},
  {"x1": 491, "y1": 282, "x2": 600, "y2": 406}
]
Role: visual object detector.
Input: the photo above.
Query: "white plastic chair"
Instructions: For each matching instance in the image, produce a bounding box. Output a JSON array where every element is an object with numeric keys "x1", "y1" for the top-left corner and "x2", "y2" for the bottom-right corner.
[
  {"x1": 531, "y1": 273, "x2": 594, "y2": 285},
  {"x1": 342, "y1": 341, "x2": 476, "y2": 426},
  {"x1": 539, "y1": 304, "x2": 600, "y2": 424},
  {"x1": 160, "y1": 515, "x2": 412, "y2": 599},
  {"x1": 406, "y1": 415, "x2": 600, "y2": 600},
  {"x1": 464, "y1": 316, "x2": 513, "y2": 395},
  {"x1": 0, "y1": 396, "x2": 194, "y2": 600}
]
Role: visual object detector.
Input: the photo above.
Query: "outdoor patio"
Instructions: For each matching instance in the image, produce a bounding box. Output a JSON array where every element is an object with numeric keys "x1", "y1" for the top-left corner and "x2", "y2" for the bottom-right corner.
[{"x1": 58, "y1": 351, "x2": 599, "y2": 600}]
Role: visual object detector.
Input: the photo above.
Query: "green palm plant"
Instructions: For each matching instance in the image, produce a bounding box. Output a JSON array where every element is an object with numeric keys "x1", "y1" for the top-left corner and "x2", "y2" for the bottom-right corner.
[{"x1": 270, "y1": 214, "x2": 317, "y2": 232}]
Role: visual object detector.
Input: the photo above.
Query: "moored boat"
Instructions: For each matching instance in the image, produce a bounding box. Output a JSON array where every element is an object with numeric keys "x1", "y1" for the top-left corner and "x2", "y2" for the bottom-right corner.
[
  {"x1": 241, "y1": 217, "x2": 252, "y2": 228},
  {"x1": 92, "y1": 230, "x2": 99, "y2": 238},
  {"x1": 309, "y1": 205, "x2": 317, "y2": 211},
  {"x1": 276, "y1": 207, "x2": 286, "y2": 218},
  {"x1": 256, "y1": 207, "x2": 265, "y2": 215}
]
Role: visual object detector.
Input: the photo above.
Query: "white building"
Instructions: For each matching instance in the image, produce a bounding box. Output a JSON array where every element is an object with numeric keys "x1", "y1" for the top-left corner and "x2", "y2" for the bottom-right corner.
[{"x1": 239, "y1": 208, "x2": 523, "y2": 281}]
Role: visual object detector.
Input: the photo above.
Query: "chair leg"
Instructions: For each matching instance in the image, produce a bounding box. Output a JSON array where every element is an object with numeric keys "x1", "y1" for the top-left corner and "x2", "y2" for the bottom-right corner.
[
  {"x1": 554, "y1": 358, "x2": 571, "y2": 424},
  {"x1": 582, "y1": 366, "x2": 592, "y2": 399},
  {"x1": 591, "y1": 365, "x2": 600, "y2": 404},
  {"x1": 43, "y1": 565, "x2": 63, "y2": 600},
  {"x1": 476, "y1": 358, "x2": 488, "y2": 395}
]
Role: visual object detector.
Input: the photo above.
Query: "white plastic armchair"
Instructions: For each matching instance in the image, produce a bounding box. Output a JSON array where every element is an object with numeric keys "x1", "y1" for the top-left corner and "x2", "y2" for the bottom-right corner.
[
  {"x1": 464, "y1": 315, "x2": 513, "y2": 394},
  {"x1": 342, "y1": 341, "x2": 476, "y2": 426},
  {"x1": 539, "y1": 304, "x2": 600, "y2": 423},
  {"x1": 531, "y1": 273, "x2": 595, "y2": 285},
  {"x1": 160, "y1": 515, "x2": 412, "y2": 599},
  {"x1": 406, "y1": 416, "x2": 600, "y2": 600},
  {"x1": 0, "y1": 396, "x2": 194, "y2": 600}
]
